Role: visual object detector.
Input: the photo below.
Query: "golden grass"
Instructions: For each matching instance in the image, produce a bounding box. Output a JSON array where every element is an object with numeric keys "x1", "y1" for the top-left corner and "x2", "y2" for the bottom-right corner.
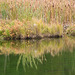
[
  {"x1": 0, "y1": 0, "x2": 75, "y2": 38},
  {"x1": 0, "y1": 0, "x2": 75, "y2": 24},
  {"x1": 66, "y1": 24, "x2": 75, "y2": 36}
]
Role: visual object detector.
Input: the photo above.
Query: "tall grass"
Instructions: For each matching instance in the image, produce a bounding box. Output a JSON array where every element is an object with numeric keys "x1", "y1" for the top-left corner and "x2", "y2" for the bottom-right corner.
[
  {"x1": 0, "y1": 0, "x2": 75, "y2": 38},
  {"x1": 0, "y1": 0, "x2": 75, "y2": 24}
]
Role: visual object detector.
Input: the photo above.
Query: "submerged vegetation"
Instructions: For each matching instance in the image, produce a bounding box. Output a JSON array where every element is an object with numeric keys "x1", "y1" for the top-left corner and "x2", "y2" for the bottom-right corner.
[{"x1": 0, "y1": 0, "x2": 75, "y2": 39}]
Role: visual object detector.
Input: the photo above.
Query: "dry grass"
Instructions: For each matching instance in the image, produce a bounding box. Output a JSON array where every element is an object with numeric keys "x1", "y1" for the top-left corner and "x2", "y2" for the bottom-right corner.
[
  {"x1": 0, "y1": 0, "x2": 75, "y2": 24},
  {"x1": 0, "y1": 0, "x2": 75, "y2": 38},
  {"x1": 66, "y1": 24, "x2": 75, "y2": 36}
]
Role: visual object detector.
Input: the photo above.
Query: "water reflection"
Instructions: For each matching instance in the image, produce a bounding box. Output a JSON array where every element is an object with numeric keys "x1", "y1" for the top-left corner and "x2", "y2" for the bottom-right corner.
[
  {"x1": 0, "y1": 36, "x2": 75, "y2": 75},
  {"x1": 0, "y1": 36, "x2": 75, "y2": 56}
]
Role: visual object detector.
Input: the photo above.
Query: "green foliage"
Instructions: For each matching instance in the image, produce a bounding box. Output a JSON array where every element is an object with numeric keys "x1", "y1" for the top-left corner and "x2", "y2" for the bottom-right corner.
[
  {"x1": 0, "y1": 2, "x2": 10, "y2": 19},
  {"x1": 5, "y1": 29, "x2": 10, "y2": 37},
  {"x1": 0, "y1": 30, "x2": 3, "y2": 36}
]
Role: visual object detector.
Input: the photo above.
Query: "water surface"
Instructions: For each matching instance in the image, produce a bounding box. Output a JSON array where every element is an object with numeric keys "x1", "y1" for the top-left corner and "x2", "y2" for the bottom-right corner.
[{"x1": 0, "y1": 36, "x2": 75, "y2": 75}]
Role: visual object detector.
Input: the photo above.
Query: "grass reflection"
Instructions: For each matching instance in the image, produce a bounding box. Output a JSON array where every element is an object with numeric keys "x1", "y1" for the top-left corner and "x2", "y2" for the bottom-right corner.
[
  {"x1": 0, "y1": 36, "x2": 75, "y2": 71},
  {"x1": 16, "y1": 53, "x2": 43, "y2": 71},
  {"x1": 0, "y1": 37, "x2": 75, "y2": 56}
]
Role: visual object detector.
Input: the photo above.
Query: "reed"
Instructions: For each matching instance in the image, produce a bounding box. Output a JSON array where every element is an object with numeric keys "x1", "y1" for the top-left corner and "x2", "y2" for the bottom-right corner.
[
  {"x1": 0, "y1": 0, "x2": 74, "y2": 24},
  {"x1": 0, "y1": 0, "x2": 75, "y2": 38}
]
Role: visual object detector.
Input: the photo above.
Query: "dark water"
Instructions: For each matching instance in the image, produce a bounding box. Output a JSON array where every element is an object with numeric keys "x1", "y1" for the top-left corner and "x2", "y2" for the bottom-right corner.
[{"x1": 0, "y1": 37, "x2": 75, "y2": 75}]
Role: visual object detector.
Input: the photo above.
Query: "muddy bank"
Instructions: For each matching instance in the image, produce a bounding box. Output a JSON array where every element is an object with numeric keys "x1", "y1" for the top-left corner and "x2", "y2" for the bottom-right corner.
[{"x1": 3, "y1": 35, "x2": 63, "y2": 40}]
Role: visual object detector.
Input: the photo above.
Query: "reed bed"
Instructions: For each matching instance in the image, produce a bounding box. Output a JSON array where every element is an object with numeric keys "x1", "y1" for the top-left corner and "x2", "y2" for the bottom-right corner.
[
  {"x1": 0, "y1": 0, "x2": 75, "y2": 38},
  {"x1": 0, "y1": 0, "x2": 75, "y2": 23}
]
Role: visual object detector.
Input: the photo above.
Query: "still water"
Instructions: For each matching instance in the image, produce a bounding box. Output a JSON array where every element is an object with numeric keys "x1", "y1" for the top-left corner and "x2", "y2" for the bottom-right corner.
[{"x1": 0, "y1": 36, "x2": 75, "y2": 75}]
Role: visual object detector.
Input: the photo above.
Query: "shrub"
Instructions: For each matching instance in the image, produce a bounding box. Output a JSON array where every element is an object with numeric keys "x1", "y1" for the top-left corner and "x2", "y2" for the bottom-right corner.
[{"x1": 0, "y1": 19, "x2": 63, "y2": 39}]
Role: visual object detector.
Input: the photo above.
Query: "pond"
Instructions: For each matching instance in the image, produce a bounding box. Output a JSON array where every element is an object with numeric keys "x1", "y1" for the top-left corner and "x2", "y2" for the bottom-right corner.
[{"x1": 0, "y1": 36, "x2": 75, "y2": 75}]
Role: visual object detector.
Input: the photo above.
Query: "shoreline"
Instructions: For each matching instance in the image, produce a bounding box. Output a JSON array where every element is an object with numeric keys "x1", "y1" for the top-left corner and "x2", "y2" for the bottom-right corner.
[
  {"x1": 0, "y1": 20, "x2": 75, "y2": 40},
  {"x1": 3, "y1": 35, "x2": 63, "y2": 40}
]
